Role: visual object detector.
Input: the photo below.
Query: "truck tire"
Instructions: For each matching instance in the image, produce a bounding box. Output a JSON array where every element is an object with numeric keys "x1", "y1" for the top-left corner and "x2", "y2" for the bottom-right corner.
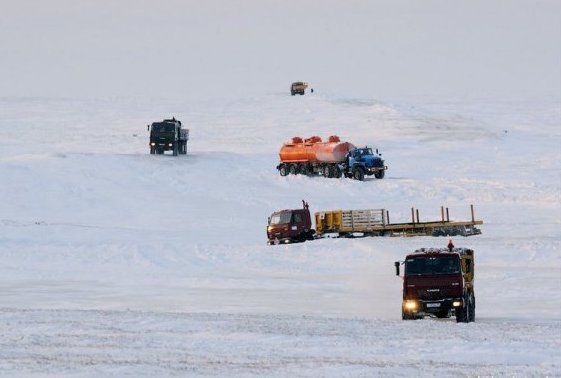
[
  {"x1": 289, "y1": 164, "x2": 297, "y2": 175},
  {"x1": 173, "y1": 143, "x2": 178, "y2": 156},
  {"x1": 402, "y1": 310, "x2": 414, "y2": 320},
  {"x1": 353, "y1": 167, "x2": 365, "y2": 181},
  {"x1": 374, "y1": 170, "x2": 385, "y2": 179},
  {"x1": 469, "y1": 294, "x2": 476, "y2": 322},
  {"x1": 456, "y1": 293, "x2": 472, "y2": 323},
  {"x1": 279, "y1": 164, "x2": 288, "y2": 177},
  {"x1": 150, "y1": 147, "x2": 155, "y2": 155},
  {"x1": 402, "y1": 310, "x2": 421, "y2": 320},
  {"x1": 334, "y1": 166, "x2": 342, "y2": 178},
  {"x1": 322, "y1": 165, "x2": 331, "y2": 178},
  {"x1": 301, "y1": 164, "x2": 312, "y2": 176}
]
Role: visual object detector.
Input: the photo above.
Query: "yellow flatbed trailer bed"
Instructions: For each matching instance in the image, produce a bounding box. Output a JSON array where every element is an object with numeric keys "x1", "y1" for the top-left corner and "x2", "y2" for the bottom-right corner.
[{"x1": 315, "y1": 205, "x2": 483, "y2": 237}]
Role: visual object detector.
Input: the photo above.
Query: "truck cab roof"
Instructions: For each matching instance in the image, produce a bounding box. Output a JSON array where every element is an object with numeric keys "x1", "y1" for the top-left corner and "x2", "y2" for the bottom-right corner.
[{"x1": 408, "y1": 248, "x2": 474, "y2": 258}]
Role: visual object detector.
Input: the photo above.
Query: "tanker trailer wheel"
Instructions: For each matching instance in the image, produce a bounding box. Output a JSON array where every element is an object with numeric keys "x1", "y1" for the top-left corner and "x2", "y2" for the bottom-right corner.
[
  {"x1": 334, "y1": 166, "x2": 342, "y2": 178},
  {"x1": 289, "y1": 164, "x2": 297, "y2": 175},
  {"x1": 353, "y1": 167, "x2": 365, "y2": 181},
  {"x1": 279, "y1": 164, "x2": 289, "y2": 177},
  {"x1": 374, "y1": 170, "x2": 385, "y2": 179},
  {"x1": 322, "y1": 165, "x2": 331, "y2": 178}
]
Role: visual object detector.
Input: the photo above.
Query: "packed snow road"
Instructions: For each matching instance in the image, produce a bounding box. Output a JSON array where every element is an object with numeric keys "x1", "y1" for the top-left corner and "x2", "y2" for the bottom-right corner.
[{"x1": 1, "y1": 308, "x2": 559, "y2": 377}]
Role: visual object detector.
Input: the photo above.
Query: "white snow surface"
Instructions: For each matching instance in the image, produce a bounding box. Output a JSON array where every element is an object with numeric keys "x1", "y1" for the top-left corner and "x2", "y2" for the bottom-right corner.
[{"x1": 0, "y1": 94, "x2": 560, "y2": 376}]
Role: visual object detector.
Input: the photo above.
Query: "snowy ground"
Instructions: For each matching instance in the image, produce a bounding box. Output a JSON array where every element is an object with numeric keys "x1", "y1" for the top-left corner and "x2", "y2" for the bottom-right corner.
[{"x1": 0, "y1": 94, "x2": 560, "y2": 376}]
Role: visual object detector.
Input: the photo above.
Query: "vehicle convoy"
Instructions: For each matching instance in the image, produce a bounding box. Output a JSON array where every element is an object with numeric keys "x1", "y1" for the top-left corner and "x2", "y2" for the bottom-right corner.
[
  {"x1": 266, "y1": 202, "x2": 483, "y2": 245},
  {"x1": 276, "y1": 135, "x2": 387, "y2": 181},
  {"x1": 394, "y1": 246, "x2": 475, "y2": 323},
  {"x1": 149, "y1": 118, "x2": 189, "y2": 156},
  {"x1": 290, "y1": 82, "x2": 308, "y2": 95}
]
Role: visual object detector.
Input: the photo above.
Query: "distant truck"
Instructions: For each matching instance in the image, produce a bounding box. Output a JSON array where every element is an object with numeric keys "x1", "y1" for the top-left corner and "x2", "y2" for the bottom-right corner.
[
  {"x1": 276, "y1": 135, "x2": 387, "y2": 181},
  {"x1": 267, "y1": 202, "x2": 483, "y2": 245},
  {"x1": 394, "y1": 247, "x2": 475, "y2": 323},
  {"x1": 267, "y1": 201, "x2": 316, "y2": 244},
  {"x1": 149, "y1": 118, "x2": 189, "y2": 156},
  {"x1": 290, "y1": 82, "x2": 308, "y2": 95}
]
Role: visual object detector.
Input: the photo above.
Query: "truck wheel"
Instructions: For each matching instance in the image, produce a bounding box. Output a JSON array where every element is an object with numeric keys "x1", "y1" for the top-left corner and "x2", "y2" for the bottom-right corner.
[
  {"x1": 374, "y1": 170, "x2": 385, "y2": 179},
  {"x1": 353, "y1": 167, "x2": 365, "y2": 181},
  {"x1": 150, "y1": 147, "x2": 155, "y2": 155},
  {"x1": 456, "y1": 294, "x2": 471, "y2": 323},
  {"x1": 289, "y1": 164, "x2": 297, "y2": 175},
  {"x1": 469, "y1": 294, "x2": 476, "y2": 322},
  {"x1": 322, "y1": 165, "x2": 331, "y2": 178},
  {"x1": 334, "y1": 166, "x2": 342, "y2": 178},
  {"x1": 402, "y1": 310, "x2": 419, "y2": 320},
  {"x1": 279, "y1": 164, "x2": 288, "y2": 177}
]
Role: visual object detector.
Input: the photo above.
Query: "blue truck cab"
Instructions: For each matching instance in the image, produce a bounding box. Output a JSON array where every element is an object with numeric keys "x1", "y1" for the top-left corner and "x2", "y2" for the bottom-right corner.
[{"x1": 345, "y1": 147, "x2": 386, "y2": 180}]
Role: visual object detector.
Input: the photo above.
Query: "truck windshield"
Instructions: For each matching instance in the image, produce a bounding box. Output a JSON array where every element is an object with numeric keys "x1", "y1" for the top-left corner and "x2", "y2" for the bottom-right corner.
[
  {"x1": 405, "y1": 256, "x2": 460, "y2": 275},
  {"x1": 152, "y1": 123, "x2": 175, "y2": 133},
  {"x1": 270, "y1": 211, "x2": 292, "y2": 225},
  {"x1": 353, "y1": 148, "x2": 373, "y2": 157}
]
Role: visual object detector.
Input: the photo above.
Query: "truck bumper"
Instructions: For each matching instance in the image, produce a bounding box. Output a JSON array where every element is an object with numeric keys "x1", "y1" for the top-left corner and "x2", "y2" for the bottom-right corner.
[
  {"x1": 151, "y1": 142, "x2": 174, "y2": 151},
  {"x1": 403, "y1": 298, "x2": 463, "y2": 316},
  {"x1": 365, "y1": 166, "x2": 387, "y2": 174},
  {"x1": 267, "y1": 237, "x2": 293, "y2": 245}
]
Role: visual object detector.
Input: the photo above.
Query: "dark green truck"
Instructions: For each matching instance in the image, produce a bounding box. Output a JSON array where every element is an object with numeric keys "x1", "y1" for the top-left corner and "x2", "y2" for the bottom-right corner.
[{"x1": 149, "y1": 118, "x2": 189, "y2": 156}]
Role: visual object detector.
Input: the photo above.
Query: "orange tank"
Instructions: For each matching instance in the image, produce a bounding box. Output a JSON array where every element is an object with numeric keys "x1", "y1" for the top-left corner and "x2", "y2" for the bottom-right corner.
[{"x1": 279, "y1": 135, "x2": 355, "y2": 163}]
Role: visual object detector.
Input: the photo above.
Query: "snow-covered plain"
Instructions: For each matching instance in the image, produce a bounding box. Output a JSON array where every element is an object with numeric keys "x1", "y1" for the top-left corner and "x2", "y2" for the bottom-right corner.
[{"x1": 0, "y1": 93, "x2": 560, "y2": 376}]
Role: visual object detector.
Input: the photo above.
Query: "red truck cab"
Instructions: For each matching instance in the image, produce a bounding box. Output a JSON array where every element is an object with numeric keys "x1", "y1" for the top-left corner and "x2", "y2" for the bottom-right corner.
[
  {"x1": 395, "y1": 247, "x2": 475, "y2": 322},
  {"x1": 267, "y1": 201, "x2": 315, "y2": 245}
]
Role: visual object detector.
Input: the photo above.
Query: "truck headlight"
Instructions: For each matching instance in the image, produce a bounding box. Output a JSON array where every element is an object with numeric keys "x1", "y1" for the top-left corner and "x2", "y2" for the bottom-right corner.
[
  {"x1": 168, "y1": 143, "x2": 172, "y2": 147},
  {"x1": 404, "y1": 300, "x2": 417, "y2": 310},
  {"x1": 150, "y1": 142, "x2": 155, "y2": 146},
  {"x1": 453, "y1": 300, "x2": 462, "y2": 307}
]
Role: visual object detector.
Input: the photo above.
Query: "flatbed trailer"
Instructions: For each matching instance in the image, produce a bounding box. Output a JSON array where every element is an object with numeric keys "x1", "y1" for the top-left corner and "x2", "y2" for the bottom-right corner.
[{"x1": 315, "y1": 205, "x2": 482, "y2": 238}]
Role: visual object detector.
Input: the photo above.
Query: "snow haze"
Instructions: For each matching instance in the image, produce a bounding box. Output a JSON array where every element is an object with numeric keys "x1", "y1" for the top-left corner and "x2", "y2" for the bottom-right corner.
[
  {"x1": 1, "y1": 0, "x2": 560, "y2": 100},
  {"x1": 0, "y1": 1, "x2": 560, "y2": 377}
]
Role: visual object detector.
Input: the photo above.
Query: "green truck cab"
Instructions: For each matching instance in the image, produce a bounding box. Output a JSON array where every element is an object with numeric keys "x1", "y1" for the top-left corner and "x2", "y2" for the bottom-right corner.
[{"x1": 149, "y1": 118, "x2": 189, "y2": 156}]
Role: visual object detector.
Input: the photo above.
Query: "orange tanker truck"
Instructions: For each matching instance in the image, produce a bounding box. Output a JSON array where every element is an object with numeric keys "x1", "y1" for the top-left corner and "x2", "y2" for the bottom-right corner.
[{"x1": 276, "y1": 135, "x2": 387, "y2": 181}]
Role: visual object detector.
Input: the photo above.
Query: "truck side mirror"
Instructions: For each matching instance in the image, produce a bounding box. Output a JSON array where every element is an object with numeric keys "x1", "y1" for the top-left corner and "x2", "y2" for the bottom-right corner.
[
  {"x1": 394, "y1": 261, "x2": 400, "y2": 276},
  {"x1": 267, "y1": 216, "x2": 271, "y2": 225}
]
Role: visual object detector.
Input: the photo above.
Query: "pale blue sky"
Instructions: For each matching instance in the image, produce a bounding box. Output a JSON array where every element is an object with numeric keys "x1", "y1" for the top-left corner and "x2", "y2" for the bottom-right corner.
[{"x1": 1, "y1": 0, "x2": 559, "y2": 100}]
